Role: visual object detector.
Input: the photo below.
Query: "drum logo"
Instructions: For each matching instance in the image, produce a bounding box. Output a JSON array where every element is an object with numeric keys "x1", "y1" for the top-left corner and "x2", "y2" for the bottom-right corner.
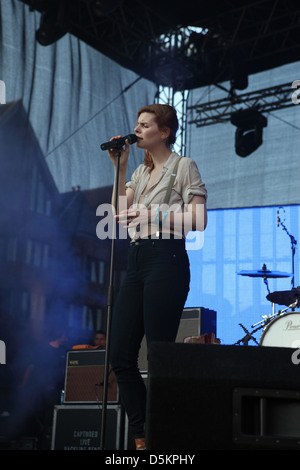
[
  {"x1": 284, "y1": 320, "x2": 300, "y2": 331},
  {"x1": 292, "y1": 80, "x2": 300, "y2": 105}
]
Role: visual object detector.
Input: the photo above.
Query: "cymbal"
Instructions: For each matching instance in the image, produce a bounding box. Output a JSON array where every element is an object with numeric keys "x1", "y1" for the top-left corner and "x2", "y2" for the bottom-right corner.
[
  {"x1": 237, "y1": 269, "x2": 292, "y2": 278},
  {"x1": 266, "y1": 288, "x2": 300, "y2": 306}
]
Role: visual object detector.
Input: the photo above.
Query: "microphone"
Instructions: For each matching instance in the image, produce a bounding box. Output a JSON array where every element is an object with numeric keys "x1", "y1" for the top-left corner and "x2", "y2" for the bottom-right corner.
[{"x1": 100, "y1": 134, "x2": 138, "y2": 151}]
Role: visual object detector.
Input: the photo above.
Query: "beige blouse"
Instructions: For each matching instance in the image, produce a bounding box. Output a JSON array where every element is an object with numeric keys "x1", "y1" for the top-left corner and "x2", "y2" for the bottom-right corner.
[{"x1": 125, "y1": 152, "x2": 207, "y2": 239}]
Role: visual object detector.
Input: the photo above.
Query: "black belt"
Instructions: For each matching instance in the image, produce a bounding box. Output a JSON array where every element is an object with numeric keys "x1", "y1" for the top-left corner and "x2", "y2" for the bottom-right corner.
[{"x1": 130, "y1": 233, "x2": 184, "y2": 245}]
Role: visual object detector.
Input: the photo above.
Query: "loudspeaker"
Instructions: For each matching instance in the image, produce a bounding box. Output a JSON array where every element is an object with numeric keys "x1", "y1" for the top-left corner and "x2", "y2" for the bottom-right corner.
[
  {"x1": 146, "y1": 343, "x2": 300, "y2": 450},
  {"x1": 138, "y1": 307, "x2": 216, "y2": 371},
  {"x1": 64, "y1": 350, "x2": 118, "y2": 403}
]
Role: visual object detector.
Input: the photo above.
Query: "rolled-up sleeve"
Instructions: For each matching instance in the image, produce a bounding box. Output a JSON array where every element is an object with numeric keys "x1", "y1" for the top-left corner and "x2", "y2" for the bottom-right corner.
[
  {"x1": 181, "y1": 159, "x2": 207, "y2": 204},
  {"x1": 125, "y1": 165, "x2": 143, "y2": 192}
]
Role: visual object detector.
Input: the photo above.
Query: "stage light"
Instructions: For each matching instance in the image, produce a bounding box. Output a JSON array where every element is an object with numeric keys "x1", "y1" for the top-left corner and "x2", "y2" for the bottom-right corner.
[
  {"x1": 36, "y1": 1, "x2": 69, "y2": 46},
  {"x1": 230, "y1": 108, "x2": 267, "y2": 157}
]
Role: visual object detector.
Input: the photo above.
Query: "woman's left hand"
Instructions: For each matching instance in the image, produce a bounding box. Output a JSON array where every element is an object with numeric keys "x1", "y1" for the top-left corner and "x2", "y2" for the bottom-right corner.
[{"x1": 115, "y1": 207, "x2": 154, "y2": 228}]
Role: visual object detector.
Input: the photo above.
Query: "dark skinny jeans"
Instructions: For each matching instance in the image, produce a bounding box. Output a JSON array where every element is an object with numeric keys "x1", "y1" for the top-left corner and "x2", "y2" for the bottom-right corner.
[{"x1": 110, "y1": 236, "x2": 190, "y2": 438}]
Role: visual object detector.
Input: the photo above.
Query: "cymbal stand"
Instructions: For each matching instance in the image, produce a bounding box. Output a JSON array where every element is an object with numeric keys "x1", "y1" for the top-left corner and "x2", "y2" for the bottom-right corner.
[
  {"x1": 277, "y1": 209, "x2": 297, "y2": 289},
  {"x1": 263, "y1": 274, "x2": 270, "y2": 295}
]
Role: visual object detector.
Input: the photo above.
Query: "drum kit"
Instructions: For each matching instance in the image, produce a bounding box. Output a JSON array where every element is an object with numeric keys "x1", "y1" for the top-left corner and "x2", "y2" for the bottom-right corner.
[{"x1": 235, "y1": 208, "x2": 299, "y2": 348}]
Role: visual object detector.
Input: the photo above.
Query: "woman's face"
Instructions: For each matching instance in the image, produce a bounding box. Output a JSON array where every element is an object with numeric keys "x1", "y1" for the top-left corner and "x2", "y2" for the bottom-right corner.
[{"x1": 134, "y1": 112, "x2": 169, "y2": 150}]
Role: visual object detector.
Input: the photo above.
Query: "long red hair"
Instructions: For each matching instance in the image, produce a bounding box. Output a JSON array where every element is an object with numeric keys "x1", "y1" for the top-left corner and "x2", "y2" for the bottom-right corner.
[{"x1": 137, "y1": 104, "x2": 178, "y2": 168}]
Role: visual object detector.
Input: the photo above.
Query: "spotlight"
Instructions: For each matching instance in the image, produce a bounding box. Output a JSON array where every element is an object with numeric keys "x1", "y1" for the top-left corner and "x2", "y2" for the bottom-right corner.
[
  {"x1": 36, "y1": 1, "x2": 69, "y2": 46},
  {"x1": 230, "y1": 108, "x2": 267, "y2": 157}
]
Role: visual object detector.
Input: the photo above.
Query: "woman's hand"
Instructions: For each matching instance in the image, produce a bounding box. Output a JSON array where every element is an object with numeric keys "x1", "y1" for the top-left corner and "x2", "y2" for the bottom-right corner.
[
  {"x1": 115, "y1": 206, "x2": 155, "y2": 229},
  {"x1": 107, "y1": 135, "x2": 130, "y2": 169}
]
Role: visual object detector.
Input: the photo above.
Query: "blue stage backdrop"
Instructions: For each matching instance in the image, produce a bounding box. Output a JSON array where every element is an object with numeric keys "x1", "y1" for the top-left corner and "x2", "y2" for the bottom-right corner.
[{"x1": 185, "y1": 204, "x2": 300, "y2": 345}]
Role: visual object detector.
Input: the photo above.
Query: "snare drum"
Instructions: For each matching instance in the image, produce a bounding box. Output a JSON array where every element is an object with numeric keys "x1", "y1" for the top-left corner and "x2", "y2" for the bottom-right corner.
[{"x1": 259, "y1": 312, "x2": 300, "y2": 348}]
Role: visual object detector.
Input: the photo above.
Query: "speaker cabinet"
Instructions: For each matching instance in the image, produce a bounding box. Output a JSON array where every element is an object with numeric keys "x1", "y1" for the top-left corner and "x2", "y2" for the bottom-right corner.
[
  {"x1": 51, "y1": 405, "x2": 125, "y2": 450},
  {"x1": 146, "y1": 343, "x2": 300, "y2": 450},
  {"x1": 64, "y1": 350, "x2": 118, "y2": 403},
  {"x1": 138, "y1": 307, "x2": 216, "y2": 371}
]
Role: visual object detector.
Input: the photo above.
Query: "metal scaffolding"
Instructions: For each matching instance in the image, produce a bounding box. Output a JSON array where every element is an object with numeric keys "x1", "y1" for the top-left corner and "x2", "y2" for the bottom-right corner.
[
  {"x1": 188, "y1": 82, "x2": 295, "y2": 128},
  {"x1": 155, "y1": 85, "x2": 189, "y2": 156}
]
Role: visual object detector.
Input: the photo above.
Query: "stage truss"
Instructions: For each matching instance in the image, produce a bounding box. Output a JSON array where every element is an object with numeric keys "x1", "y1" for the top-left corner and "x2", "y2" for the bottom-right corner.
[{"x1": 188, "y1": 82, "x2": 297, "y2": 128}]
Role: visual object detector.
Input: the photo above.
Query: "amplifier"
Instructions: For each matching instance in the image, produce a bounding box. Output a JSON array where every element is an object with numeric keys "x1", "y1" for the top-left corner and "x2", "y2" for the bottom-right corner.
[
  {"x1": 64, "y1": 350, "x2": 118, "y2": 404},
  {"x1": 176, "y1": 307, "x2": 216, "y2": 343},
  {"x1": 138, "y1": 307, "x2": 216, "y2": 371},
  {"x1": 51, "y1": 405, "x2": 125, "y2": 450}
]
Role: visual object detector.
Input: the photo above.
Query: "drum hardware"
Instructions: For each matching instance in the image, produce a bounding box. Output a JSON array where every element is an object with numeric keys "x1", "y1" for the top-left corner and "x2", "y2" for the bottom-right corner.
[
  {"x1": 251, "y1": 300, "x2": 298, "y2": 329},
  {"x1": 256, "y1": 210, "x2": 299, "y2": 348},
  {"x1": 237, "y1": 264, "x2": 292, "y2": 278},
  {"x1": 234, "y1": 300, "x2": 299, "y2": 347},
  {"x1": 234, "y1": 208, "x2": 298, "y2": 347},
  {"x1": 234, "y1": 323, "x2": 260, "y2": 346},
  {"x1": 266, "y1": 287, "x2": 300, "y2": 308},
  {"x1": 277, "y1": 206, "x2": 297, "y2": 289},
  {"x1": 235, "y1": 264, "x2": 294, "y2": 345},
  {"x1": 259, "y1": 307, "x2": 300, "y2": 347},
  {"x1": 237, "y1": 264, "x2": 292, "y2": 294}
]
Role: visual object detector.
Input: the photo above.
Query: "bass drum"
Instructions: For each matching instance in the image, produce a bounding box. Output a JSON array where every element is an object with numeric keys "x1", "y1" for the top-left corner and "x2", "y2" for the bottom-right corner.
[{"x1": 259, "y1": 312, "x2": 300, "y2": 348}]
